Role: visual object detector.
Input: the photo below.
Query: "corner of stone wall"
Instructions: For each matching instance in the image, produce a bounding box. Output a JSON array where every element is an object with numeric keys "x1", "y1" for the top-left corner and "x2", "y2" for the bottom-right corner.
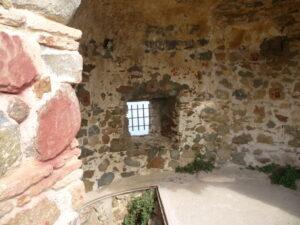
[{"x1": 0, "y1": 1, "x2": 85, "y2": 224}]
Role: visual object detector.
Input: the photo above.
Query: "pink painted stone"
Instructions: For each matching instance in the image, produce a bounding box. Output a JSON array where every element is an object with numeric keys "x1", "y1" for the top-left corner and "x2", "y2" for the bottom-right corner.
[
  {"x1": 0, "y1": 32, "x2": 38, "y2": 93},
  {"x1": 37, "y1": 90, "x2": 81, "y2": 161}
]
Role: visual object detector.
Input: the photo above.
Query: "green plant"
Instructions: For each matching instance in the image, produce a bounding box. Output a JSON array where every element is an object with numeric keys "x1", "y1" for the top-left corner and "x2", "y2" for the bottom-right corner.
[
  {"x1": 247, "y1": 163, "x2": 300, "y2": 190},
  {"x1": 269, "y1": 165, "x2": 300, "y2": 190},
  {"x1": 257, "y1": 163, "x2": 278, "y2": 174},
  {"x1": 123, "y1": 190, "x2": 155, "y2": 225},
  {"x1": 175, "y1": 154, "x2": 215, "y2": 174}
]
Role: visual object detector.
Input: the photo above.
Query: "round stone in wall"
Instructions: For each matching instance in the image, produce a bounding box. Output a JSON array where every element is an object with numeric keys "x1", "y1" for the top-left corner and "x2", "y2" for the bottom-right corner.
[{"x1": 7, "y1": 97, "x2": 30, "y2": 124}]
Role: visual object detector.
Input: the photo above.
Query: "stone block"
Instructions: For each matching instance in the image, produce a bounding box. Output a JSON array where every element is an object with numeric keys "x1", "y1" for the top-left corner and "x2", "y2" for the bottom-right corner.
[
  {"x1": 232, "y1": 133, "x2": 253, "y2": 145},
  {"x1": 0, "y1": 158, "x2": 53, "y2": 201},
  {"x1": 97, "y1": 172, "x2": 115, "y2": 187},
  {"x1": 20, "y1": 82, "x2": 81, "y2": 160},
  {"x1": 0, "y1": 31, "x2": 40, "y2": 93},
  {"x1": 32, "y1": 77, "x2": 51, "y2": 99},
  {"x1": 17, "y1": 9, "x2": 82, "y2": 40},
  {"x1": 256, "y1": 134, "x2": 273, "y2": 144},
  {"x1": 0, "y1": 200, "x2": 13, "y2": 218},
  {"x1": 2, "y1": 197, "x2": 60, "y2": 225},
  {"x1": 0, "y1": 6, "x2": 26, "y2": 27},
  {"x1": 36, "y1": 85, "x2": 81, "y2": 160},
  {"x1": 42, "y1": 47, "x2": 82, "y2": 84},
  {"x1": 48, "y1": 147, "x2": 81, "y2": 169},
  {"x1": 52, "y1": 169, "x2": 83, "y2": 190},
  {"x1": 17, "y1": 157, "x2": 82, "y2": 206},
  {"x1": 68, "y1": 180, "x2": 85, "y2": 210},
  {"x1": 292, "y1": 82, "x2": 300, "y2": 97},
  {"x1": 7, "y1": 97, "x2": 29, "y2": 123},
  {"x1": 11, "y1": 0, "x2": 81, "y2": 24},
  {"x1": 38, "y1": 34, "x2": 79, "y2": 51},
  {"x1": 0, "y1": 111, "x2": 21, "y2": 177}
]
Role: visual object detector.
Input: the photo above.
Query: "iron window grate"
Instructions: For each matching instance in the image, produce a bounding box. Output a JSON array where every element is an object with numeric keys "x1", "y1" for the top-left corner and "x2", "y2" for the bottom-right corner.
[{"x1": 127, "y1": 101, "x2": 150, "y2": 136}]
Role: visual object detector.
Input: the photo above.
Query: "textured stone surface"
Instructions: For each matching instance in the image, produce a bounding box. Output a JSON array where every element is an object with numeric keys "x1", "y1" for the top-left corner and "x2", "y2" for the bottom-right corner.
[
  {"x1": 72, "y1": 0, "x2": 300, "y2": 189},
  {"x1": 4, "y1": 197, "x2": 60, "y2": 225},
  {"x1": 19, "y1": 9, "x2": 82, "y2": 40},
  {"x1": 147, "y1": 156, "x2": 165, "y2": 169},
  {"x1": 98, "y1": 159, "x2": 110, "y2": 172},
  {"x1": 69, "y1": 180, "x2": 85, "y2": 210},
  {"x1": 17, "y1": 157, "x2": 82, "y2": 206},
  {"x1": 257, "y1": 134, "x2": 273, "y2": 145},
  {"x1": 11, "y1": 0, "x2": 81, "y2": 24},
  {"x1": 0, "y1": 200, "x2": 13, "y2": 218},
  {"x1": 52, "y1": 169, "x2": 83, "y2": 190},
  {"x1": 232, "y1": 134, "x2": 253, "y2": 145},
  {"x1": 38, "y1": 34, "x2": 79, "y2": 51},
  {"x1": 33, "y1": 77, "x2": 51, "y2": 99},
  {"x1": 0, "y1": 111, "x2": 21, "y2": 177},
  {"x1": 98, "y1": 172, "x2": 115, "y2": 187},
  {"x1": 7, "y1": 97, "x2": 29, "y2": 123},
  {"x1": 0, "y1": 32, "x2": 39, "y2": 93},
  {"x1": 42, "y1": 48, "x2": 82, "y2": 84},
  {"x1": 124, "y1": 157, "x2": 140, "y2": 167},
  {"x1": 37, "y1": 88, "x2": 81, "y2": 160},
  {"x1": 0, "y1": 158, "x2": 52, "y2": 201},
  {"x1": 292, "y1": 82, "x2": 300, "y2": 97},
  {"x1": 0, "y1": 6, "x2": 26, "y2": 27}
]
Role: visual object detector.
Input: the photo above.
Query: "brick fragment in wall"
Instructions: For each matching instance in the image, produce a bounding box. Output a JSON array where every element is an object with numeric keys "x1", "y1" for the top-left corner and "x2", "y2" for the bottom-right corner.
[
  {"x1": 0, "y1": 31, "x2": 41, "y2": 93},
  {"x1": 41, "y1": 47, "x2": 83, "y2": 84}
]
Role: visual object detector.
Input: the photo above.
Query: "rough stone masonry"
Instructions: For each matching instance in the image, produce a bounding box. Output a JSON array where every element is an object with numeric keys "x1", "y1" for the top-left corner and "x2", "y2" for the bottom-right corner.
[
  {"x1": 0, "y1": 1, "x2": 85, "y2": 225},
  {"x1": 70, "y1": 0, "x2": 300, "y2": 191}
]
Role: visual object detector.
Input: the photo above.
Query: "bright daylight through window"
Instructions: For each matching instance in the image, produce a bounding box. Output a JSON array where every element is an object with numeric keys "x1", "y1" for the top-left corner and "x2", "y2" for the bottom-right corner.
[{"x1": 127, "y1": 101, "x2": 150, "y2": 136}]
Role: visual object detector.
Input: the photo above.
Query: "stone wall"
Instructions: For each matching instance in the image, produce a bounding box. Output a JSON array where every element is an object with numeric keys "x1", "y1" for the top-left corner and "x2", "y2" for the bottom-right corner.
[
  {"x1": 71, "y1": 0, "x2": 300, "y2": 192},
  {"x1": 0, "y1": 1, "x2": 84, "y2": 225}
]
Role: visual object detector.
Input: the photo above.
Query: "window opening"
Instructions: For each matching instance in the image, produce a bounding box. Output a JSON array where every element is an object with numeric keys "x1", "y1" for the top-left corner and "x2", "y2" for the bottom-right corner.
[{"x1": 127, "y1": 101, "x2": 150, "y2": 136}]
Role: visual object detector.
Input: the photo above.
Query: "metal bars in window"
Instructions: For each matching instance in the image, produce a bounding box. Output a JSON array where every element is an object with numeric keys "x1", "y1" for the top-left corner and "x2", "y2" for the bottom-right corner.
[{"x1": 127, "y1": 101, "x2": 150, "y2": 136}]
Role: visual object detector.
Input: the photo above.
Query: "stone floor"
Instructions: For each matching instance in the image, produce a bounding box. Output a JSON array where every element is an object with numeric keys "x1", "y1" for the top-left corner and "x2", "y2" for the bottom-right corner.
[{"x1": 83, "y1": 164, "x2": 300, "y2": 225}]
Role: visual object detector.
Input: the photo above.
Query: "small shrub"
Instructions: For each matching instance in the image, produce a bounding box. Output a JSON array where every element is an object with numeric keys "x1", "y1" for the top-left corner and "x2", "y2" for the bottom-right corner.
[
  {"x1": 175, "y1": 154, "x2": 215, "y2": 174},
  {"x1": 270, "y1": 165, "x2": 300, "y2": 190},
  {"x1": 248, "y1": 163, "x2": 300, "y2": 190},
  {"x1": 123, "y1": 190, "x2": 155, "y2": 225},
  {"x1": 257, "y1": 163, "x2": 278, "y2": 174}
]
